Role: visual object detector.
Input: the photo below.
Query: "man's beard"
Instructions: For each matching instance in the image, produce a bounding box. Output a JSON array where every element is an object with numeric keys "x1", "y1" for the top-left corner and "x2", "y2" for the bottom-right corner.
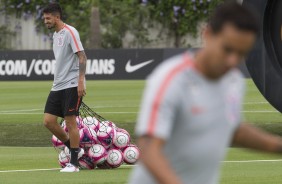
[{"x1": 46, "y1": 24, "x2": 54, "y2": 29}]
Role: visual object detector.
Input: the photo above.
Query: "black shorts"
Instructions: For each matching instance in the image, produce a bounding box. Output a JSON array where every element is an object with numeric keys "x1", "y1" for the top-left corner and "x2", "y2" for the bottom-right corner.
[{"x1": 44, "y1": 87, "x2": 82, "y2": 118}]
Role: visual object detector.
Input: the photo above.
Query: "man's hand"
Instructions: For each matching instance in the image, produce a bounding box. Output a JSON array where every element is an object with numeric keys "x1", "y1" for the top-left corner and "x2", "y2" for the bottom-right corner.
[{"x1": 78, "y1": 79, "x2": 86, "y2": 97}]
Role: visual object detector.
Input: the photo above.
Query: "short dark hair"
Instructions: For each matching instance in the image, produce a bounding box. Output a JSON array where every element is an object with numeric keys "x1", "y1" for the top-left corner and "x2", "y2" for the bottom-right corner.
[
  {"x1": 43, "y1": 3, "x2": 62, "y2": 19},
  {"x1": 208, "y1": 1, "x2": 259, "y2": 35}
]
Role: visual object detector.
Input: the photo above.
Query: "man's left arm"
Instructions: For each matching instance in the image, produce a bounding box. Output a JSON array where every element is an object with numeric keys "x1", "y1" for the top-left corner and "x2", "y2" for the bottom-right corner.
[
  {"x1": 232, "y1": 123, "x2": 282, "y2": 153},
  {"x1": 76, "y1": 51, "x2": 87, "y2": 97}
]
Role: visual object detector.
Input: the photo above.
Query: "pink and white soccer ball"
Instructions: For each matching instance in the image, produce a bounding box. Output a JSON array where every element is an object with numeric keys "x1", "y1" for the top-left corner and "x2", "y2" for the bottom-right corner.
[
  {"x1": 101, "y1": 121, "x2": 116, "y2": 129},
  {"x1": 58, "y1": 150, "x2": 70, "y2": 167},
  {"x1": 116, "y1": 128, "x2": 130, "y2": 137},
  {"x1": 106, "y1": 148, "x2": 123, "y2": 168},
  {"x1": 78, "y1": 155, "x2": 95, "y2": 170},
  {"x1": 123, "y1": 144, "x2": 140, "y2": 164},
  {"x1": 60, "y1": 120, "x2": 66, "y2": 128},
  {"x1": 76, "y1": 116, "x2": 84, "y2": 129},
  {"x1": 51, "y1": 135, "x2": 65, "y2": 150},
  {"x1": 64, "y1": 146, "x2": 71, "y2": 159},
  {"x1": 113, "y1": 131, "x2": 130, "y2": 149},
  {"x1": 88, "y1": 144, "x2": 107, "y2": 165},
  {"x1": 61, "y1": 120, "x2": 68, "y2": 132},
  {"x1": 82, "y1": 116, "x2": 100, "y2": 132},
  {"x1": 62, "y1": 117, "x2": 84, "y2": 132},
  {"x1": 64, "y1": 147, "x2": 85, "y2": 159},
  {"x1": 96, "y1": 125, "x2": 116, "y2": 148},
  {"x1": 96, "y1": 162, "x2": 111, "y2": 169},
  {"x1": 79, "y1": 127, "x2": 98, "y2": 148}
]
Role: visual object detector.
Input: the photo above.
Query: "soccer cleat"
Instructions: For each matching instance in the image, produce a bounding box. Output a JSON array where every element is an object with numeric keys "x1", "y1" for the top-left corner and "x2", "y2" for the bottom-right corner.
[{"x1": 60, "y1": 163, "x2": 79, "y2": 172}]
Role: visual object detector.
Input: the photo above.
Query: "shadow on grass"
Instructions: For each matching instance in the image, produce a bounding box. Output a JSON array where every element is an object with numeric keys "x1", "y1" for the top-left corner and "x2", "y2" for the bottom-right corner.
[
  {"x1": 0, "y1": 122, "x2": 137, "y2": 147},
  {"x1": 5, "y1": 121, "x2": 281, "y2": 147}
]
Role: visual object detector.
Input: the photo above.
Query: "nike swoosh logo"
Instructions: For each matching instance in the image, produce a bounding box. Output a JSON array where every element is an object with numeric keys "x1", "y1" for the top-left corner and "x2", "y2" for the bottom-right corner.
[{"x1": 125, "y1": 59, "x2": 154, "y2": 73}]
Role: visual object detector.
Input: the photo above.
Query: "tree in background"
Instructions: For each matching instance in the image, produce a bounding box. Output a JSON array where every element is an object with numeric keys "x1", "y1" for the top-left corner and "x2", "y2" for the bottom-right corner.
[
  {"x1": 1, "y1": 0, "x2": 92, "y2": 48},
  {"x1": 143, "y1": 0, "x2": 223, "y2": 47},
  {"x1": 0, "y1": 0, "x2": 223, "y2": 49},
  {"x1": 99, "y1": 0, "x2": 153, "y2": 48},
  {"x1": 0, "y1": 26, "x2": 15, "y2": 50}
]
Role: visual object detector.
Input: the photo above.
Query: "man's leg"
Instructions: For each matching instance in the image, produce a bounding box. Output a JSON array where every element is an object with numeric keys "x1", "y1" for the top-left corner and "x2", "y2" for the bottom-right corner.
[
  {"x1": 43, "y1": 113, "x2": 70, "y2": 147},
  {"x1": 64, "y1": 115, "x2": 80, "y2": 167},
  {"x1": 59, "y1": 87, "x2": 83, "y2": 172}
]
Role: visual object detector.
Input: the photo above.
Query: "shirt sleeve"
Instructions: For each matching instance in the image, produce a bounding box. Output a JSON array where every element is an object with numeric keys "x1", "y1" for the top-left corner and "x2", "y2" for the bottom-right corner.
[
  {"x1": 238, "y1": 75, "x2": 246, "y2": 124},
  {"x1": 67, "y1": 28, "x2": 84, "y2": 53},
  {"x1": 135, "y1": 69, "x2": 181, "y2": 140},
  {"x1": 230, "y1": 70, "x2": 246, "y2": 130}
]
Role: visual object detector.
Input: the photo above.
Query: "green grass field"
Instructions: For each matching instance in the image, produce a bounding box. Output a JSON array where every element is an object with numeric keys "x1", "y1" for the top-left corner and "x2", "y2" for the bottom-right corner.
[{"x1": 1, "y1": 80, "x2": 282, "y2": 184}]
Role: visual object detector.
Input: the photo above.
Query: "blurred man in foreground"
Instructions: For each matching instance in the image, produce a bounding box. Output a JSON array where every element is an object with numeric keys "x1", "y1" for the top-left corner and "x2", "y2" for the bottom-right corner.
[{"x1": 130, "y1": 1, "x2": 282, "y2": 184}]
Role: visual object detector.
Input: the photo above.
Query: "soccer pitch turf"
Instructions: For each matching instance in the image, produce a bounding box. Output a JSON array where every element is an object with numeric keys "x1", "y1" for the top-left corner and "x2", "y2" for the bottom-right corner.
[{"x1": 1, "y1": 80, "x2": 282, "y2": 183}]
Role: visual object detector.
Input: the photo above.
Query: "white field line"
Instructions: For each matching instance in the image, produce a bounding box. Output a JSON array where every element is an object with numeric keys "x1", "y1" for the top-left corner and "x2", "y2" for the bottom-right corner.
[
  {"x1": 0, "y1": 109, "x2": 43, "y2": 113},
  {"x1": 242, "y1": 110, "x2": 279, "y2": 113},
  {"x1": 0, "y1": 106, "x2": 139, "y2": 113},
  {"x1": 0, "y1": 111, "x2": 280, "y2": 115},
  {"x1": 0, "y1": 112, "x2": 138, "y2": 115},
  {"x1": 0, "y1": 168, "x2": 60, "y2": 173},
  {"x1": 0, "y1": 165, "x2": 135, "y2": 173},
  {"x1": 0, "y1": 102, "x2": 269, "y2": 113},
  {"x1": 1, "y1": 159, "x2": 282, "y2": 173},
  {"x1": 223, "y1": 159, "x2": 282, "y2": 163},
  {"x1": 0, "y1": 101, "x2": 278, "y2": 115},
  {"x1": 86, "y1": 105, "x2": 141, "y2": 109},
  {"x1": 243, "y1": 102, "x2": 268, "y2": 105}
]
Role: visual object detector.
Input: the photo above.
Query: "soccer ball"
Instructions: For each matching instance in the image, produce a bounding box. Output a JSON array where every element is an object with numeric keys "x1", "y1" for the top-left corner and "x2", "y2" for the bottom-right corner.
[
  {"x1": 123, "y1": 144, "x2": 140, "y2": 164},
  {"x1": 106, "y1": 148, "x2": 123, "y2": 168},
  {"x1": 113, "y1": 131, "x2": 130, "y2": 149},
  {"x1": 60, "y1": 120, "x2": 68, "y2": 132},
  {"x1": 51, "y1": 135, "x2": 65, "y2": 150},
  {"x1": 88, "y1": 144, "x2": 107, "y2": 165},
  {"x1": 58, "y1": 150, "x2": 70, "y2": 167},
  {"x1": 63, "y1": 116, "x2": 84, "y2": 132},
  {"x1": 78, "y1": 155, "x2": 95, "y2": 170},
  {"x1": 79, "y1": 127, "x2": 98, "y2": 148},
  {"x1": 96, "y1": 161, "x2": 111, "y2": 169},
  {"x1": 96, "y1": 125, "x2": 116, "y2": 149},
  {"x1": 82, "y1": 116, "x2": 100, "y2": 132},
  {"x1": 64, "y1": 147, "x2": 85, "y2": 159},
  {"x1": 116, "y1": 128, "x2": 130, "y2": 138},
  {"x1": 76, "y1": 116, "x2": 84, "y2": 129},
  {"x1": 64, "y1": 146, "x2": 71, "y2": 159},
  {"x1": 101, "y1": 121, "x2": 116, "y2": 129}
]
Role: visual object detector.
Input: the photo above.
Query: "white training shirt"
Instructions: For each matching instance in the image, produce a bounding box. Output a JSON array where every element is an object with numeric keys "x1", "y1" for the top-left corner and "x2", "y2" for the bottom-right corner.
[
  {"x1": 52, "y1": 24, "x2": 84, "y2": 91},
  {"x1": 129, "y1": 51, "x2": 245, "y2": 184}
]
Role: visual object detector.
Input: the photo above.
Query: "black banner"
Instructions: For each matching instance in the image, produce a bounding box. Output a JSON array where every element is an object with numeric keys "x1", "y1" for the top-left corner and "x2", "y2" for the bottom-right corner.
[{"x1": 0, "y1": 49, "x2": 249, "y2": 80}]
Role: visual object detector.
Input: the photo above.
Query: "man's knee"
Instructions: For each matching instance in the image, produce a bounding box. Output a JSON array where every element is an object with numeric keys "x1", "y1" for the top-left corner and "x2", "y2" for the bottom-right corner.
[
  {"x1": 44, "y1": 114, "x2": 57, "y2": 128},
  {"x1": 65, "y1": 116, "x2": 77, "y2": 131}
]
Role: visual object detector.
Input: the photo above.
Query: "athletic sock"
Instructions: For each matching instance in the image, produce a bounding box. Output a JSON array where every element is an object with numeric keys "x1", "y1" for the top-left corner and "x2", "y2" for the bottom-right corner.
[
  {"x1": 64, "y1": 140, "x2": 71, "y2": 149},
  {"x1": 70, "y1": 148, "x2": 79, "y2": 167}
]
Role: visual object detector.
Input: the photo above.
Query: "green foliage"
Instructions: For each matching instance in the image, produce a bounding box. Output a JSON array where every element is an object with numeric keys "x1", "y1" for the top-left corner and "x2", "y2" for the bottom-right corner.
[
  {"x1": 99, "y1": 0, "x2": 152, "y2": 48},
  {"x1": 146, "y1": 0, "x2": 224, "y2": 47},
  {"x1": 1, "y1": 0, "x2": 224, "y2": 48},
  {"x1": 1, "y1": 0, "x2": 91, "y2": 47},
  {"x1": 0, "y1": 26, "x2": 14, "y2": 50}
]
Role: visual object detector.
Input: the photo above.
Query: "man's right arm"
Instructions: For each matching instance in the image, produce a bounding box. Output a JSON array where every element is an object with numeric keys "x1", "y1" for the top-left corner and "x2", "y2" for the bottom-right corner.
[
  {"x1": 232, "y1": 123, "x2": 282, "y2": 153},
  {"x1": 138, "y1": 135, "x2": 182, "y2": 184}
]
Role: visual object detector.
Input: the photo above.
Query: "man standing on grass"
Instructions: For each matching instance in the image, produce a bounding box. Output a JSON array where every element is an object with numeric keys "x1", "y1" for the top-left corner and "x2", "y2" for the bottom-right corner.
[
  {"x1": 130, "y1": 1, "x2": 282, "y2": 184},
  {"x1": 42, "y1": 3, "x2": 87, "y2": 172}
]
